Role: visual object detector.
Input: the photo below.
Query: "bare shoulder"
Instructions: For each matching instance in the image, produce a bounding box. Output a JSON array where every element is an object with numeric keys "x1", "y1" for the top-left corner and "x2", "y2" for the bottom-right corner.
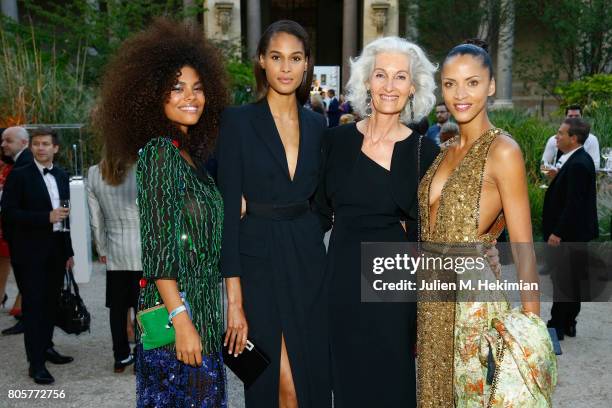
[{"x1": 489, "y1": 131, "x2": 524, "y2": 163}]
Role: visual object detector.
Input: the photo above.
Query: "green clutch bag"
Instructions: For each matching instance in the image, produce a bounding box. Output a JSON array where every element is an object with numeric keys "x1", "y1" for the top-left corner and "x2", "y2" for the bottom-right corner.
[{"x1": 136, "y1": 304, "x2": 175, "y2": 350}]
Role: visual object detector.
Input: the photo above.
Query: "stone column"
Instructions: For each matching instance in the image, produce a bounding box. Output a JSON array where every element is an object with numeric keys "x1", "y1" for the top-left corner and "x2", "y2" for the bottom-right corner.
[
  {"x1": 342, "y1": 0, "x2": 358, "y2": 89},
  {"x1": 492, "y1": 0, "x2": 515, "y2": 109},
  {"x1": 247, "y1": 0, "x2": 261, "y2": 59},
  {"x1": 1, "y1": 0, "x2": 18, "y2": 22}
]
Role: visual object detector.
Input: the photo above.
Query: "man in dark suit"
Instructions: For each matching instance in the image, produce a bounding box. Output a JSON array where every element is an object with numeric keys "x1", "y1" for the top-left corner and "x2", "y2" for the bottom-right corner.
[
  {"x1": 1, "y1": 127, "x2": 75, "y2": 384},
  {"x1": 542, "y1": 117, "x2": 598, "y2": 340},
  {"x1": 326, "y1": 89, "x2": 341, "y2": 127},
  {"x1": 1, "y1": 126, "x2": 34, "y2": 169},
  {"x1": 0, "y1": 126, "x2": 34, "y2": 335}
]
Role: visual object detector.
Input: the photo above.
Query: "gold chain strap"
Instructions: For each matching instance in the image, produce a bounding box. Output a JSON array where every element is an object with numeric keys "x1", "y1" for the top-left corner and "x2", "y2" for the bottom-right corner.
[
  {"x1": 417, "y1": 135, "x2": 422, "y2": 244},
  {"x1": 486, "y1": 333, "x2": 506, "y2": 408}
]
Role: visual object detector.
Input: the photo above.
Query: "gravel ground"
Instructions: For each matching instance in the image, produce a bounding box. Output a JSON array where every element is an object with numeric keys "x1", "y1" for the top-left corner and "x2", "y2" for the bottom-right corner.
[{"x1": 0, "y1": 262, "x2": 610, "y2": 408}]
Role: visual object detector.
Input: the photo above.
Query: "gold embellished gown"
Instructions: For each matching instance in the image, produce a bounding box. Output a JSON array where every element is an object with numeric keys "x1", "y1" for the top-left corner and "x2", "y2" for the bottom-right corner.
[{"x1": 416, "y1": 129, "x2": 507, "y2": 407}]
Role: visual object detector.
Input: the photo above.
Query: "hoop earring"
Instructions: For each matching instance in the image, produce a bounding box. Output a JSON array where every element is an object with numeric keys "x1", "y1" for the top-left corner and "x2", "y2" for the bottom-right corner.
[
  {"x1": 409, "y1": 94, "x2": 415, "y2": 122},
  {"x1": 365, "y1": 90, "x2": 372, "y2": 117}
]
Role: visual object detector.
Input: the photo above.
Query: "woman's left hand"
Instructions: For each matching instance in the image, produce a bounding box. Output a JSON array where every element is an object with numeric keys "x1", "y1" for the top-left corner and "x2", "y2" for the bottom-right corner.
[{"x1": 225, "y1": 303, "x2": 248, "y2": 357}]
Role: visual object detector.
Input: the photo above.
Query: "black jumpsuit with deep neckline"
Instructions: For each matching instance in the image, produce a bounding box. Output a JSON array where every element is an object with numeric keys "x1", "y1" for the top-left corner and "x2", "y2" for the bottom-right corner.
[{"x1": 217, "y1": 100, "x2": 331, "y2": 407}]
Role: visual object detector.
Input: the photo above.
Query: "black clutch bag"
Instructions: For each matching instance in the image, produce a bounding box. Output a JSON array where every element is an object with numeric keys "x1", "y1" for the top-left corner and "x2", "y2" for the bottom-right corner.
[{"x1": 222, "y1": 334, "x2": 270, "y2": 388}]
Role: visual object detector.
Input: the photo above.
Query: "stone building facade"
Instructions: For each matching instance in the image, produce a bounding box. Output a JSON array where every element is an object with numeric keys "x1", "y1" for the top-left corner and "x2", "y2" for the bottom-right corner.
[
  {"x1": 1, "y1": 0, "x2": 560, "y2": 112},
  {"x1": 202, "y1": 0, "x2": 519, "y2": 109}
]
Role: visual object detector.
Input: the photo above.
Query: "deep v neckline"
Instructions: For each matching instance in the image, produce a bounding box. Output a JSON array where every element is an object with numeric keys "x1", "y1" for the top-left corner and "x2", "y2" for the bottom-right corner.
[
  {"x1": 269, "y1": 103, "x2": 304, "y2": 183},
  {"x1": 426, "y1": 134, "x2": 484, "y2": 236}
]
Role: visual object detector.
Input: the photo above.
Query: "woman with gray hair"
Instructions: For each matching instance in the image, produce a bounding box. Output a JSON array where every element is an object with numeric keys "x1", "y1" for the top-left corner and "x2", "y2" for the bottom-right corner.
[{"x1": 315, "y1": 36, "x2": 439, "y2": 406}]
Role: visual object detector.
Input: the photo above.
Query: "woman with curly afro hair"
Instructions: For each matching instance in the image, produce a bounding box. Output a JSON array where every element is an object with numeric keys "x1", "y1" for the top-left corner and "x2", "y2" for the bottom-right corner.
[{"x1": 98, "y1": 18, "x2": 229, "y2": 407}]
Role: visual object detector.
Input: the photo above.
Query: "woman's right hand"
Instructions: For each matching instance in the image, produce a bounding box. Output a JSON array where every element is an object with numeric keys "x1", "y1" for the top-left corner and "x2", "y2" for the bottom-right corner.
[
  {"x1": 240, "y1": 195, "x2": 247, "y2": 219},
  {"x1": 173, "y1": 313, "x2": 203, "y2": 367},
  {"x1": 225, "y1": 303, "x2": 248, "y2": 357}
]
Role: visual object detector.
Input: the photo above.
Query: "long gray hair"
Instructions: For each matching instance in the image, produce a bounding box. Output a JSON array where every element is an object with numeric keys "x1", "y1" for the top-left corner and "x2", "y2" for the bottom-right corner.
[{"x1": 346, "y1": 36, "x2": 437, "y2": 122}]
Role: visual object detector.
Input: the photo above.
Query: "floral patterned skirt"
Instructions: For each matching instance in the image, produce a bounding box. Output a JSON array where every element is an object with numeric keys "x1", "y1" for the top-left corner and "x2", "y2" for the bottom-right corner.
[{"x1": 135, "y1": 345, "x2": 226, "y2": 408}]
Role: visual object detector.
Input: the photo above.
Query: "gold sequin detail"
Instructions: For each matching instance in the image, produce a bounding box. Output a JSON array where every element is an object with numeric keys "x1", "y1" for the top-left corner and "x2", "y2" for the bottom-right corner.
[{"x1": 416, "y1": 128, "x2": 504, "y2": 407}]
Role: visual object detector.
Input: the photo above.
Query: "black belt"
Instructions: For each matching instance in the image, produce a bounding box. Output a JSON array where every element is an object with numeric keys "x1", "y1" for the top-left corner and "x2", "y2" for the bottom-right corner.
[{"x1": 246, "y1": 201, "x2": 310, "y2": 221}]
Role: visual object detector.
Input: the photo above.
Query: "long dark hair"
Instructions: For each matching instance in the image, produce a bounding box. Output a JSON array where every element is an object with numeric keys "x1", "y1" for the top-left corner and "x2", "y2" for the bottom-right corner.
[{"x1": 254, "y1": 20, "x2": 314, "y2": 105}]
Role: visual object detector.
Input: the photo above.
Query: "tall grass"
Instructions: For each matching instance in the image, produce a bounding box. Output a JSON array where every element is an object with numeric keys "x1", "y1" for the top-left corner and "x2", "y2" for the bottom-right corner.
[
  {"x1": 589, "y1": 105, "x2": 612, "y2": 148},
  {"x1": 589, "y1": 106, "x2": 612, "y2": 240},
  {"x1": 0, "y1": 22, "x2": 93, "y2": 126}
]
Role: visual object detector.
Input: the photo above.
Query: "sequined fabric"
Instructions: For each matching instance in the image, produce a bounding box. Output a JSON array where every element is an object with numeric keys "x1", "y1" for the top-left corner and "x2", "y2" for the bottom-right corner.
[
  {"x1": 136, "y1": 137, "x2": 224, "y2": 354},
  {"x1": 417, "y1": 128, "x2": 504, "y2": 407},
  {"x1": 135, "y1": 138, "x2": 225, "y2": 406},
  {"x1": 135, "y1": 345, "x2": 227, "y2": 408}
]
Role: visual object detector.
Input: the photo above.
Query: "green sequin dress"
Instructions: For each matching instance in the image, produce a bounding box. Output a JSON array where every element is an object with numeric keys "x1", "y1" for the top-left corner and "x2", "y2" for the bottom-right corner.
[{"x1": 135, "y1": 137, "x2": 226, "y2": 407}]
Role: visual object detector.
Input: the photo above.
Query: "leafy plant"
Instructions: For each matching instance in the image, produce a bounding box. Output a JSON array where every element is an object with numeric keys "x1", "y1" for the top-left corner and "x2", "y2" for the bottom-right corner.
[
  {"x1": 554, "y1": 74, "x2": 612, "y2": 113},
  {"x1": 209, "y1": 38, "x2": 255, "y2": 105},
  {"x1": 21, "y1": 0, "x2": 203, "y2": 86},
  {"x1": 515, "y1": 0, "x2": 612, "y2": 97},
  {"x1": 588, "y1": 105, "x2": 612, "y2": 148},
  {"x1": 0, "y1": 19, "x2": 93, "y2": 125},
  {"x1": 226, "y1": 59, "x2": 255, "y2": 105},
  {"x1": 415, "y1": 0, "x2": 488, "y2": 63},
  {"x1": 1, "y1": 2, "x2": 255, "y2": 173}
]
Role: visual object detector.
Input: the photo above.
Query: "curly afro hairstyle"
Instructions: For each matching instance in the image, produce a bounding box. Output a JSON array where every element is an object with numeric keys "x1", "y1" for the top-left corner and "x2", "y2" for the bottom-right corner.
[{"x1": 97, "y1": 18, "x2": 229, "y2": 182}]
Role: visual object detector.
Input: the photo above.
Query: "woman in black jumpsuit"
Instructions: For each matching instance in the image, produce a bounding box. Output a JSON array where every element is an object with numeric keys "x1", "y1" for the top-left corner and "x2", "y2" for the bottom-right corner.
[{"x1": 217, "y1": 20, "x2": 331, "y2": 407}]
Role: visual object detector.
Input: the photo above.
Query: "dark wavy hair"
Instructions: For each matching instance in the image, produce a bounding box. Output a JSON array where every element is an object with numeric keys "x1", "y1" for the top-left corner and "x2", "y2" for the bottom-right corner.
[
  {"x1": 97, "y1": 18, "x2": 229, "y2": 185},
  {"x1": 443, "y1": 38, "x2": 493, "y2": 79},
  {"x1": 254, "y1": 20, "x2": 314, "y2": 105}
]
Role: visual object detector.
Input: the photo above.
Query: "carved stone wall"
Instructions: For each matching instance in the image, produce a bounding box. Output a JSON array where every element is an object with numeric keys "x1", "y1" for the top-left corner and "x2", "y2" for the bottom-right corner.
[
  {"x1": 362, "y1": 0, "x2": 399, "y2": 47},
  {"x1": 203, "y1": 0, "x2": 241, "y2": 52}
]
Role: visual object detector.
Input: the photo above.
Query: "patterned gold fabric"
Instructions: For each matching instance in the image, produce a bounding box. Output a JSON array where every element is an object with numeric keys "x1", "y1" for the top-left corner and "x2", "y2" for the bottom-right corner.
[{"x1": 417, "y1": 128, "x2": 504, "y2": 407}]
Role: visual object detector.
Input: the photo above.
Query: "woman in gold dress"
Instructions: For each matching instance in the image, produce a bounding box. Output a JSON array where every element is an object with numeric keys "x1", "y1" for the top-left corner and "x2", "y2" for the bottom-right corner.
[{"x1": 417, "y1": 40, "x2": 552, "y2": 407}]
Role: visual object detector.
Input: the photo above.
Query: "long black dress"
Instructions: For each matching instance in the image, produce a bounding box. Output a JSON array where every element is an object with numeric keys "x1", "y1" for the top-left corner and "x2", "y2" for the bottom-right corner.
[
  {"x1": 216, "y1": 100, "x2": 331, "y2": 407},
  {"x1": 316, "y1": 123, "x2": 438, "y2": 407}
]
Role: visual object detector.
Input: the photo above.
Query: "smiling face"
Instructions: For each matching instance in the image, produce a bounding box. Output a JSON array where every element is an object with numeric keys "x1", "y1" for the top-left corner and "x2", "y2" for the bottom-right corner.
[
  {"x1": 259, "y1": 32, "x2": 307, "y2": 97},
  {"x1": 164, "y1": 65, "x2": 205, "y2": 134},
  {"x1": 441, "y1": 54, "x2": 495, "y2": 125},
  {"x1": 368, "y1": 52, "x2": 415, "y2": 117}
]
